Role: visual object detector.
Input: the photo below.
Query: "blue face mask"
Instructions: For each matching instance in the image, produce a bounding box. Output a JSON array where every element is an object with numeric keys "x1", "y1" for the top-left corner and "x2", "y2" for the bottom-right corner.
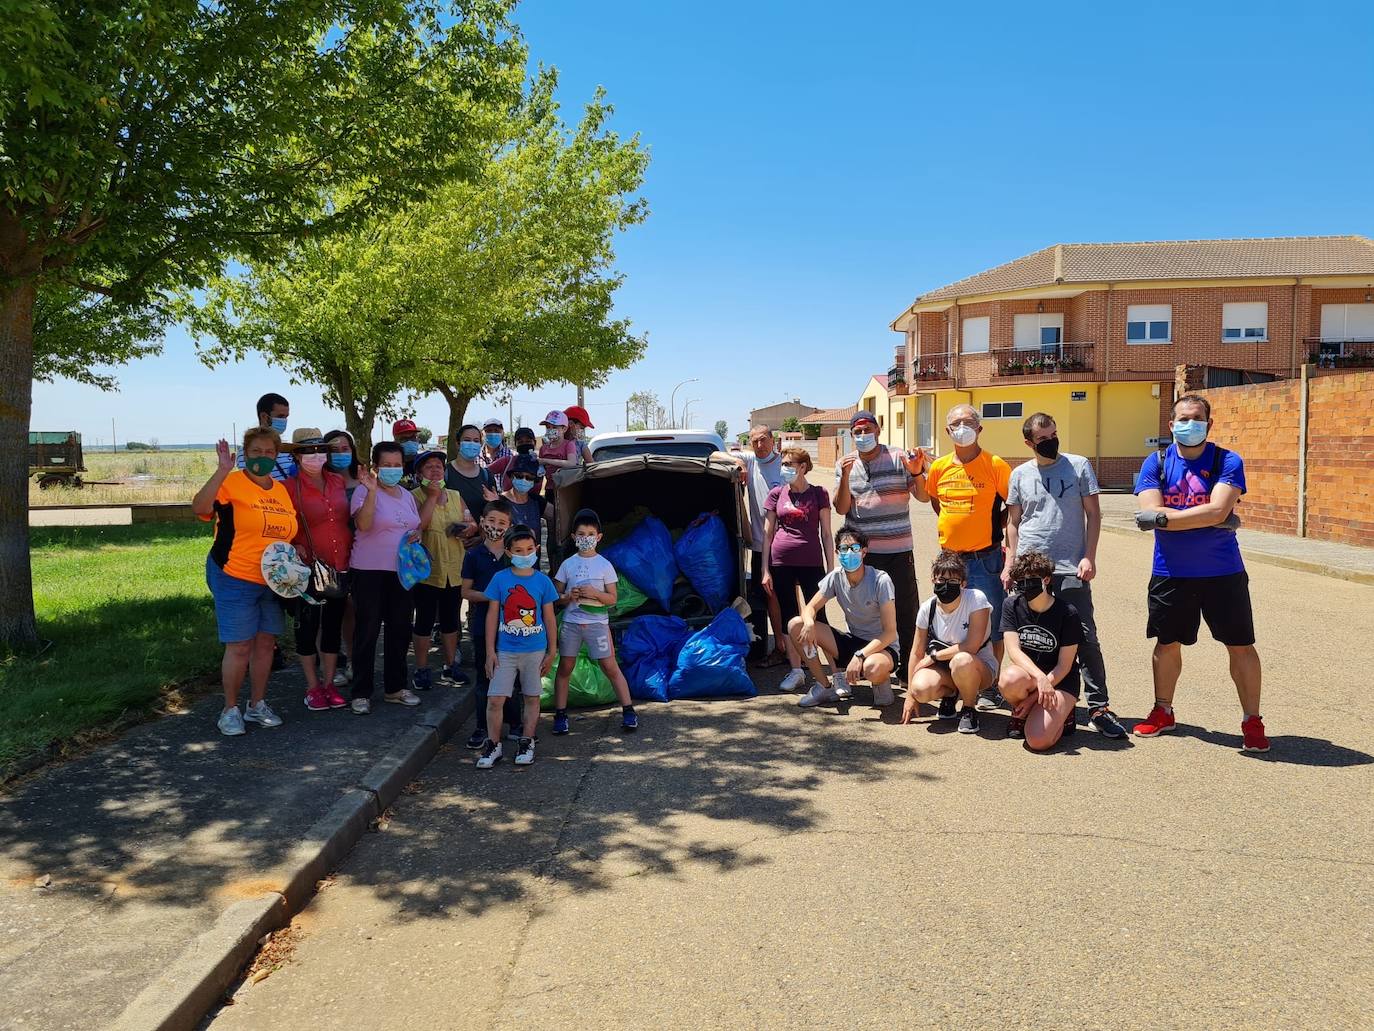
[
  {"x1": 458, "y1": 440, "x2": 481, "y2": 461},
  {"x1": 1171, "y1": 419, "x2": 1208, "y2": 447},
  {"x1": 270, "y1": 417, "x2": 288, "y2": 434},
  {"x1": 378, "y1": 467, "x2": 404, "y2": 487},
  {"x1": 512, "y1": 477, "x2": 535, "y2": 494},
  {"x1": 484, "y1": 432, "x2": 503, "y2": 448},
  {"x1": 838, "y1": 547, "x2": 863, "y2": 572},
  {"x1": 328, "y1": 453, "x2": 352, "y2": 470},
  {"x1": 853, "y1": 433, "x2": 875, "y2": 451},
  {"x1": 780, "y1": 466, "x2": 798, "y2": 483},
  {"x1": 509, "y1": 552, "x2": 537, "y2": 570},
  {"x1": 401, "y1": 440, "x2": 420, "y2": 458}
]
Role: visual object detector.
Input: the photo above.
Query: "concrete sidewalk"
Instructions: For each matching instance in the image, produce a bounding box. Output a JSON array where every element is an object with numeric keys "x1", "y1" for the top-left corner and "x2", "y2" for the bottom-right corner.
[{"x1": 0, "y1": 648, "x2": 472, "y2": 1031}]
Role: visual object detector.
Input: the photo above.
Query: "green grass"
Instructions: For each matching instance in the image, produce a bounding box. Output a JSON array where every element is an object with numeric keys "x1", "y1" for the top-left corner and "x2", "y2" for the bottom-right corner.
[
  {"x1": 1, "y1": 522, "x2": 221, "y2": 782},
  {"x1": 30, "y1": 448, "x2": 217, "y2": 506}
]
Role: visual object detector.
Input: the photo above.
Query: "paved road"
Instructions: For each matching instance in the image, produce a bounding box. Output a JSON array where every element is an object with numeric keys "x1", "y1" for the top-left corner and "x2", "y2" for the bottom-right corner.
[{"x1": 205, "y1": 512, "x2": 1374, "y2": 1030}]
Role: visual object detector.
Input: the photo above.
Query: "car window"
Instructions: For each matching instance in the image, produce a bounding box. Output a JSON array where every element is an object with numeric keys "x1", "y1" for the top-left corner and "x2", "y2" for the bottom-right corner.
[{"x1": 590, "y1": 442, "x2": 718, "y2": 460}]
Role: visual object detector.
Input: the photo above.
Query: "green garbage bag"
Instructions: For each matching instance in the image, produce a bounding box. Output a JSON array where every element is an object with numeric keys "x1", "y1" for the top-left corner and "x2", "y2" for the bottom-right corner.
[
  {"x1": 540, "y1": 648, "x2": 616, "y2": 710},
  {"x1": 610, "y1": 575, "x2": 648, "y2": 618}
]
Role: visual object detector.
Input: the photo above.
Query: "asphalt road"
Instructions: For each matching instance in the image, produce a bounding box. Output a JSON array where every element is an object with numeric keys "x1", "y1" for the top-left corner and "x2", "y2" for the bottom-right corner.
[{"x1": 205, "y1": 512, "x2": 1374, "y2": 1031}]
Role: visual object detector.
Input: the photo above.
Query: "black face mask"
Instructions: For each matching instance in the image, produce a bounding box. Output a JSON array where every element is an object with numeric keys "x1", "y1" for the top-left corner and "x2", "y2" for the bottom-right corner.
[
  {"x1": 1034, "y1": 437, "x2": 1060, "y2": 460},
  {"x1": 933, "y1": 580, "x2": 962, "y2": 604},
  {"x1": 1017, "y1": 577, "x2": 1045, "y2": 601},
  {"x1": 516, "y1": 442, "x2": 535, "y2": 454}
]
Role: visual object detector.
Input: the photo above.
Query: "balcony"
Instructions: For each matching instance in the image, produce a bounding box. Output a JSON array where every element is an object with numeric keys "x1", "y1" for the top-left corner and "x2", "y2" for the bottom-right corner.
[
  {"x1": 991, "y1": 342, "x2": 1096, "y2": 381},
  {"x1": 1306, "y1": 337, "x2": 1374, "y2": 369},
  {"x1": 910, "y1": 352, "x2": 954, "y2": 387},
  {"x1": 887, "y1": 365, "x2": 910, "y2": 395}
]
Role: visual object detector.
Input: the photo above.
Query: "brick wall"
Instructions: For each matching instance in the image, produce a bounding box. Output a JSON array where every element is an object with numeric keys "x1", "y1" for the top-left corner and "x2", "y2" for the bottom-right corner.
[
  {"x1": 818, "y1": 435, "x2": 840, "y2": 468},
  {"x1": 1004, "y1": 454, "x2": 1151, "y2": 489},
  {"x1": 1183, "y1": 369, "x2": 1374, "y2": 543}
]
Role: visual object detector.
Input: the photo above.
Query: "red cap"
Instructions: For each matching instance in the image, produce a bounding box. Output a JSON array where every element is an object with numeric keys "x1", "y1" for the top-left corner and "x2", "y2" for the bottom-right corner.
[
  {"x1": 392, "y1": 418, "x2": 418, "y2": 436},
  {"x1": 563, "y1": 405, "x2": 594, "y2": 429}
]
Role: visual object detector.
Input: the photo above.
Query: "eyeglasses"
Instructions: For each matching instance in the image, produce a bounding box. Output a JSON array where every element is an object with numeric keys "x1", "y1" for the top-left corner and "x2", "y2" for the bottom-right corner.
[
  {"x1": 837, "y1": 544, "x2": 862, "y2": 555},
  {"x1": 933, "y1": 578, "x2": 963, "y2": 587}
]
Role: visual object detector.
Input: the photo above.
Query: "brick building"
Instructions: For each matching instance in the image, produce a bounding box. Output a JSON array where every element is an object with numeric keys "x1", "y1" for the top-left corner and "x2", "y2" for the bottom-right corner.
[{"x1": 888, "y1": 235, "x2": 1374, "y2": 485}]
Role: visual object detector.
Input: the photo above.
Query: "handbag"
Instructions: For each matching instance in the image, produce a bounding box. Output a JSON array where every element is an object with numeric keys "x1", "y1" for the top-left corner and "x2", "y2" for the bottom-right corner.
[{"x1": 296, "y1": 477, "x2": 351, "y2": 601}]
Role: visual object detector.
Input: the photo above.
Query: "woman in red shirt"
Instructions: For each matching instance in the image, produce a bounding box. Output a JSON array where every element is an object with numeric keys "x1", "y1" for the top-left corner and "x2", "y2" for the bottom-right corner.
[{"x1": 290, "y1": 435, "x2": 354, "y2": 711}]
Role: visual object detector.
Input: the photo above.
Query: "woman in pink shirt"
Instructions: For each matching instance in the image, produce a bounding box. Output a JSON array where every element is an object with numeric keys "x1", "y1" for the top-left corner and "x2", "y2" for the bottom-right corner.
[{"x1": 348, "y1": 441, "x2": 442, "y2": 713}]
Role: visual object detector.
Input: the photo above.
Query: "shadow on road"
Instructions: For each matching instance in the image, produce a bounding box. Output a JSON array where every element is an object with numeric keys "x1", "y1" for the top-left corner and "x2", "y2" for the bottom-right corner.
[
  {"x1": 1177, "y1": 725, "x2": 1374, "y2": 766},
  {"x1": 338, "y1": 699, "x2": 932, "y2": 922}
]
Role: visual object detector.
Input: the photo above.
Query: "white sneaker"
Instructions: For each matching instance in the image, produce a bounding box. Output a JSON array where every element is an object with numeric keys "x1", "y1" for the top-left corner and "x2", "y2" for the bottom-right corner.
[
  {"x1": 243, "y1": 701, "x2": 282, "y2": 728},
  {"x1": 832, "y1": 672, "x2": 853, "y2": 700},
  {"x1": 779, "y1": 668, "x2": 806, "y2": 693},
  {"x1": 871, "y1": 682, "x2": 895, "y2": 707},
  {"x1": 798, "y1": 683, "x2": 830, "y2": 707},
  {"x1": 332, "y1": 668, "x2": 351, "y2": 687},
  {"x1": 514, "y1": 737, "x2": 535, "y2": 766},
  {"x1": 384, "y1": 689, "x2": 421, "y2": 707},
  {"x1": 476, "y1": 740, "x2": 502, "y2": 769},
  {"x1": 351, "y1": 698, "x2": 371, "y2": 715},
  {"x1": 217, "y1": 707, "x2": 245, "y2": 736}
]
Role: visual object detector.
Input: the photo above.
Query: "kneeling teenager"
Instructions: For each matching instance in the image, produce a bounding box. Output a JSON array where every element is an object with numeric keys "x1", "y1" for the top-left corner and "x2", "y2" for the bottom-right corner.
[
  {"x1": 901, "y1": 550, "x2": 997, "y2": 734},
  {"x1": 998, "y1": 550, "x2": 1082, "y2": 750}
]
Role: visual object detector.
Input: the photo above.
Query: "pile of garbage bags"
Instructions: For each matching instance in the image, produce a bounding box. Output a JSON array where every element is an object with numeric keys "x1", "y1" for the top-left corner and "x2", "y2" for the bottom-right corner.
[{"x1": 540, "y1": 508, "x2": 752, "y2": 709}]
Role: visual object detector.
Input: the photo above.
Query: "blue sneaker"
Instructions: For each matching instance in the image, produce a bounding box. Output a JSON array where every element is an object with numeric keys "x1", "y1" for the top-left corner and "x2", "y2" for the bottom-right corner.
[
  {"x1": 413, "y1": 666, "x2": 433, "y2": 691},
  {"x1": 621, "y1": 709, "x2": 638, "y2": 732},
  {"x1": 553, "y1": 713, "x2": 570, "y2": 735},
  {"x1": 466, "y1": 728, "x2": 487, "y2": 749},
  {"x1": 443, "y1": 662, "x2": 470, "y2": 685}
]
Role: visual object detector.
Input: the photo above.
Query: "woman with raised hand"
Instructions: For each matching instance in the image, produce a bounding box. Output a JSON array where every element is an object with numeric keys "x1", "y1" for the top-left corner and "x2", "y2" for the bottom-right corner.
[{"x1": 193, "y1": 429, "x2": 299, "y2": 737}]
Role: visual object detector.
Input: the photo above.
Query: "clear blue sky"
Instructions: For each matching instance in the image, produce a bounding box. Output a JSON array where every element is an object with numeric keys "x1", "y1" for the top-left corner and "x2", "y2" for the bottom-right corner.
[{"x1": 32, "y1": 0, "x2": 1374, "y2": 445}]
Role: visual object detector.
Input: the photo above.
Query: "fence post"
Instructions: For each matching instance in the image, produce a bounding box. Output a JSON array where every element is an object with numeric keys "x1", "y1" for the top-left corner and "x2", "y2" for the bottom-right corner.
[{"x1": 1297, "y1": 363, "x2": 1311, "y2": 538}]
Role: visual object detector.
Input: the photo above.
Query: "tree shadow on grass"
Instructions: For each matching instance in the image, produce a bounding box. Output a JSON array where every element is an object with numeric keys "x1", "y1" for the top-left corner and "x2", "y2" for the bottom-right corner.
[
  {"x1": 333, "y1": 699, "x2": 936, "y2": 923},
  {"x1": 29, "y1": 521, "x2": 211, "y2": 552}
]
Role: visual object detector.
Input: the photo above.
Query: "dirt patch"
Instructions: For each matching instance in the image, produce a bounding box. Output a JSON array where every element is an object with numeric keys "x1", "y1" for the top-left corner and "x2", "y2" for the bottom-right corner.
[
  {"x1": 244, "y1": 920, "x2": 306, "y2": 984},
  {"x1": 216, "y1": 878, "x2": 284, "y2": 901}
]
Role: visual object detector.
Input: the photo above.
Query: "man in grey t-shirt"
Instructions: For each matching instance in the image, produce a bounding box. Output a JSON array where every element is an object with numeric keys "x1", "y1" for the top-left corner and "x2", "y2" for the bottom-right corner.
[
  {"x1": 731, "y1": 424, "x2": 786, "y2": 664},
  {"x1": 1003, "y1": 412, "x2": 1126, "y2": 739}
]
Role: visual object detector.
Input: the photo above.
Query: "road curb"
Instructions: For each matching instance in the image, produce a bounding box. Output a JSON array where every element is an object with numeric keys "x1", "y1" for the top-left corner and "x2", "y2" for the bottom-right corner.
[
  {"x1": 109, "y1": 687, "x2": 475, "y2": 1031},
  {"x1": 1099, "y1": 524, "x2": 1374, "y2": 585}
]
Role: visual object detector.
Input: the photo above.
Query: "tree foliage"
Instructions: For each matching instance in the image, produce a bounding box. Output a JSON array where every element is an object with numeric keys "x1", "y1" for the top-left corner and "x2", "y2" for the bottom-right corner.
[
  {"x1": 32, "y1": 282, "x2": 165, "y2": 389},
  {"x1": 714, "y1": 419, "x2": 728, "y2": 440}
]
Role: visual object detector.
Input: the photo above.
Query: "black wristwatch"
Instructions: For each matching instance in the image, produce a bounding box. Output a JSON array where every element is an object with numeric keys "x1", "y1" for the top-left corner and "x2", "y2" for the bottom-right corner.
[{"x1": 1152, "y1": 511, "x2": 1169, "y2": 528}]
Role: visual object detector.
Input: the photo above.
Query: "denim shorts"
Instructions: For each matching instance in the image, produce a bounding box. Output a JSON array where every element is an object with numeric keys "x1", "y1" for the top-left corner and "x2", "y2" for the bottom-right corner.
[{"x1": 206, "y1": 556, "x2": 285, "y2": 643}]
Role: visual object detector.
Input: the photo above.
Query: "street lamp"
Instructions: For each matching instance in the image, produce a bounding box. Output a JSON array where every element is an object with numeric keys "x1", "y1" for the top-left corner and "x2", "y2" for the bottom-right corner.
[
  {"x1": 681, "y1": 398, "x2": 702, "y2": 427},
  {"x1": 669, "y1": 378, "x2": 699, "y2": 429}
]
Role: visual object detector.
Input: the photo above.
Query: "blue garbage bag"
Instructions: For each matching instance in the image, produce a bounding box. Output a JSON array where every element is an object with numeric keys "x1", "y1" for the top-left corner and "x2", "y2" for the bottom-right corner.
[
  {"x1": 619, "y1": 615, "x2": 692, "y2": 703},
  {"x1": 603, "y1": 515, "x2": 678, "y2": 610},
  {"x1": 673, "y1": 513, "x2": 734, "y2": 613},
  {"x1": 667, "y1": 608, "x2": 756, "y2": 700}
]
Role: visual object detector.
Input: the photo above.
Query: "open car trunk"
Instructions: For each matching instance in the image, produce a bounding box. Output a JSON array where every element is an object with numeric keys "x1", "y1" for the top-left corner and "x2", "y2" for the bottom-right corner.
[{"x1": 553, "y1": 455, "x2": 749, "y2": 637}]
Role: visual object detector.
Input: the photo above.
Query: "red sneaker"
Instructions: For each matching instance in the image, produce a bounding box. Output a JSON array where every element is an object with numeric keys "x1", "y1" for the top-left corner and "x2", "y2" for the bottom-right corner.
[
  {"x1": 1242, "y1": 715, "x2": 1270, "y2": 753},
  {"x1": 304, "y1": 687, "x2": 331, "y2": 711},
  {"x1": 1133, "y1": 704, "x2": 1176, "y2": 737},
  {"x1": 325, "y1": 686, "x2": 348, "y2": 709}
]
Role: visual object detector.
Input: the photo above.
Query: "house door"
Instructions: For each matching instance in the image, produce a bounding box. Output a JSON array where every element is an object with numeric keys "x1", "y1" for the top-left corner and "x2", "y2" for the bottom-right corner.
[{"x1": 916, "y1": 394, "x2": 934, "y2": 450}]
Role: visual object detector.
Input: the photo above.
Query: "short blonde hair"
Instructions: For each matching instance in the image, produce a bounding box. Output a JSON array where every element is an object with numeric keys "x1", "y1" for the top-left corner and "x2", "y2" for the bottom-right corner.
[
  {"x1": 781, "y1": 446, "x2": 812, "y2": 473},
  {"x1": 242, "y1": 427, "x2": 281, "y2": 455}
]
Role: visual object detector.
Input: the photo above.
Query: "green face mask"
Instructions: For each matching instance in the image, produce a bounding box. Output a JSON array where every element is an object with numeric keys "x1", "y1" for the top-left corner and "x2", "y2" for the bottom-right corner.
[{"x1": 245, "y1": 456, "x2": 276, "y2": 477}]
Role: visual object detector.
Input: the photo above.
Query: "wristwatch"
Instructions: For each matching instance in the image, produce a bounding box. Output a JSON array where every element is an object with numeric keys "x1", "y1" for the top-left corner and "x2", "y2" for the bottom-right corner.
[{"x1": 1151, "y1": 511, "x2": 1168, "y2": 528}]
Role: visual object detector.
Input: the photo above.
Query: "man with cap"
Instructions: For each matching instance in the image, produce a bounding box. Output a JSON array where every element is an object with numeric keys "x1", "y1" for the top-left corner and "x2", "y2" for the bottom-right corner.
[
  {"x1": 479, "y1": 417, "x2": 512, "y2": 470},
  {"x1": 834, "y1": 410, "x2": 929, "y2": 676},
  {"x1": 392, "y1": 418, "x2": 422, "y2": 483}
]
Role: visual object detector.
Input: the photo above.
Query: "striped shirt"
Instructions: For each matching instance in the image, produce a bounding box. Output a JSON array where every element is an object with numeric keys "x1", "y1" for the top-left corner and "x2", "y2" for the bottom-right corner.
[{"x1": 836, "y1": 446, "x2": 914, "y2": 554}]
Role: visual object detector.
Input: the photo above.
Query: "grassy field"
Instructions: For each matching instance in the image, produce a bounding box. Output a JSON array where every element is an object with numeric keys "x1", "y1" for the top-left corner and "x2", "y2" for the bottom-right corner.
[
  {"x1": 1, "y1": 522, "x2": 220, "y2": 782},
  {"x1": 29, "y1": 448, "x2": 218, "y2": 506}
]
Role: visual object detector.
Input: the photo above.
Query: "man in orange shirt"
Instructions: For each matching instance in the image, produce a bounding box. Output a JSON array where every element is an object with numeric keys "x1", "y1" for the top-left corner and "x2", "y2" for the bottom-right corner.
[{"x1": 925, "y1": 404, "x2": 1012, "y2": 711}]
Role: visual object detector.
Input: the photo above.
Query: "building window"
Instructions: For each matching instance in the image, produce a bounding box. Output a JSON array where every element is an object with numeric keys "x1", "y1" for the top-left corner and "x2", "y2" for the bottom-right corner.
[
  {"x1": 1222, "y1": 302, "x2": 1268, "y2": 341},
  {"x1": 1013, "y1": 313, "x2": 1064, "y2": 350},
  {"x1": 1320, "y1": 303, "x2": 1374, "y2": 343},
  {"x1": 895, "y1": 410, "x2": 904, "y2": 429},
  {"x1": 961, "y1": 315, "x2": 990, "y2": 354},
  {"x1": 981, "y1": 401, "x2": 1024, "y2": 420},
  {"x1": 1126, "y1": 304, "x2": 1171, "y2": 344}
]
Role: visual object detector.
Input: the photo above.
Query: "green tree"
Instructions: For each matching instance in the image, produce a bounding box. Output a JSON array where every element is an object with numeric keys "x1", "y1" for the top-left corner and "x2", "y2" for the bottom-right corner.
[
  {"x1": 714, "y1": 419, "x2": 729, "y2": 440},
  {"x1": 0, "y1": 0, "x2": 521, "y2": 651},
  {"x1": 415, "y1": 427, "x2": 434, "y2": 445},
  {"x1": 781, "y1": 416, "x2": 801, "y2": 432},
  {"x1": 33, "y1": 283, "x2": 165, "y2": 390}
]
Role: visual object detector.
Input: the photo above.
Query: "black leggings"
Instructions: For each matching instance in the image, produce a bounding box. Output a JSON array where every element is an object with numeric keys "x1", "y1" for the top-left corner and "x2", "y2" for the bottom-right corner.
[
  {"x1": 413, "y1": 582, "x2": 462, "y2": 636},
  {"x1": 771, "y1": 563, "x2": 827, "y2": 629},
  {"x1": 293, "y1": 595, "x2": 346, "y2": 657},
  {"x1": 350, "y1": 569, "x2": 413, "y2": 699}
]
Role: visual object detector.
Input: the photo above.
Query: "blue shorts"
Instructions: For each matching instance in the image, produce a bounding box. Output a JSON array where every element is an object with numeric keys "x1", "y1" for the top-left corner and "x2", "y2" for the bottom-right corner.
[{"x1": 206, "y1": 556, "x2": 285, "y2": 643}]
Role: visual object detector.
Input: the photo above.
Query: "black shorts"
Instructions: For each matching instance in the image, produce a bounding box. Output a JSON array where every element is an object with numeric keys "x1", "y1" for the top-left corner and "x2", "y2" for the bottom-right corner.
[
  {"x1": 833, "y1": 630, "x2": 899, "y2": 670},
  {"x1": 1146, "y1": 572, "x2": 1255, "y2": 647},
  {"x1": 771, "y1": 564, "x2": 827, "y2": 628}
]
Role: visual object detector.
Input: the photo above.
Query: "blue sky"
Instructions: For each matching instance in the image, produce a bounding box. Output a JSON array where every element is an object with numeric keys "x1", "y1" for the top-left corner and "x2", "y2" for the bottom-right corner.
[{"x1": 32, "y1": 0, "x2": 1374, "y2": 445}]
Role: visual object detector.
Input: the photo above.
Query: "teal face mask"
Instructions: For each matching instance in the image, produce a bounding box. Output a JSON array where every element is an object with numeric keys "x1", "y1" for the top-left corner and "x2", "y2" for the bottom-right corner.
[
  {"x1": 378, "y1": 467, "x2": 404, "y2": 487},
  {"x1": 245, "y1": 456, "x2": 276, "y2": 477},
  {"x1": 1171, "y1": 419, "x2": 1208, "y2": 447}
]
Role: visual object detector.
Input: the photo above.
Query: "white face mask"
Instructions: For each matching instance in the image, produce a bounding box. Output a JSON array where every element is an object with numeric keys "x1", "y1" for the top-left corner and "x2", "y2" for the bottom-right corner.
[
  {"x1": 299, "y1": 453, "x2": 327, "y2": 473},
  {"x1": 949, "y1": 424, "x2": 977, "y2": 446}
]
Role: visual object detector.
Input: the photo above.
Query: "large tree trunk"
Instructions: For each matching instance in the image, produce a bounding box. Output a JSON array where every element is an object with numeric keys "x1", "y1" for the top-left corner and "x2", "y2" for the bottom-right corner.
[
  {"x1": 435, "y1": 382, "x2": 473, "y2": 460},
  {"x1": 0, "y1": 279, "x2": 40, "y2": 653}
]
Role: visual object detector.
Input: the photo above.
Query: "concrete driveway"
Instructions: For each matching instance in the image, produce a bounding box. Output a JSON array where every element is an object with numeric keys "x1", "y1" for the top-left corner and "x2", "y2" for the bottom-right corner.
[{"x1": 205, "y1": 511, "x2": 1374, "y2": 1031}]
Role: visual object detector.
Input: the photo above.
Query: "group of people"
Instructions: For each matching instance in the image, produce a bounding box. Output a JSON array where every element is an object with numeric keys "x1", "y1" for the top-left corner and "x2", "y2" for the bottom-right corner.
[
  {"x1": 194, "y1": 391, "x2": 619, "y2": 761},
  {"x1": 738, "y1": 395, "x2": 1268, "y2": 754}
]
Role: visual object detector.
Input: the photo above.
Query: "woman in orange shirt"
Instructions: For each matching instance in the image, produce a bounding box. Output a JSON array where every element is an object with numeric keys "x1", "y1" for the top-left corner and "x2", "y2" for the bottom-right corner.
[{"x1": 193, "y1": 428, "x2": 299, "y2": 737}]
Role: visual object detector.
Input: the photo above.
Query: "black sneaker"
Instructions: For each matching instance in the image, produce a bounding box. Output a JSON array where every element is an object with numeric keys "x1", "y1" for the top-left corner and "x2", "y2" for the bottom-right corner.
[
  {"x1": 937, "y1": 695, "x2": 959, "y2": 721},
  {"x1": 466, "y1": 728, "x2": 487, "y2": 749},
  {"x1": 1007, "y1": 716, "x2": 1025, "y2": 739},
  {"x1": 1089, "y1": 707, "x2": 1127, "y2": 739},
  {"x1": 975, "y1": 687, "x2": 1005, "y2": 712},
  {"x1": 957, "y1": 706, "x2": 980, "y2": 734},
  {"x1": 1062, "y1": 703, "x2": 1078, "y2": 737}
]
